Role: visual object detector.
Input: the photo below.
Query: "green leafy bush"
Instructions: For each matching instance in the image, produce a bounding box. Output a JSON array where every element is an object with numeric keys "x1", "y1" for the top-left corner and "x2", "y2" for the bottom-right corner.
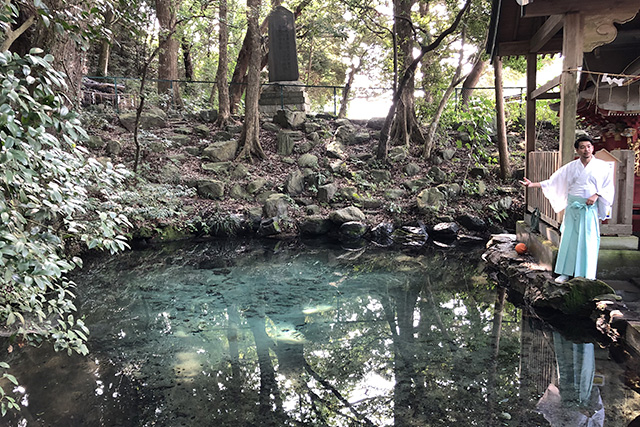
[{"x1": 0, "y1": 49, "x2": 131, "y2": 413}]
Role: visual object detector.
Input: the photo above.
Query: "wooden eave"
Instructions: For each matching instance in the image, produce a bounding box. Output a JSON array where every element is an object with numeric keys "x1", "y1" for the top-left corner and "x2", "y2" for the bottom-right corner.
[
  {"x1": 488, "y1": 0, "x2": 640, "y2": 58},
  {"x1": 520, "y1": 0, "x2": 640, "y2": 18}
]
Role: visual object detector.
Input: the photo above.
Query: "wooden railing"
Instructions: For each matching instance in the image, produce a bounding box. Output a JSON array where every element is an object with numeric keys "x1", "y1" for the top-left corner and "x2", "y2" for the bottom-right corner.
[
  {"x1": 526, "y1": 151, "x2": 562, "y2": 228},
  {"x1": 526, "y1": 149, "x2": 635, "y2": 236}
]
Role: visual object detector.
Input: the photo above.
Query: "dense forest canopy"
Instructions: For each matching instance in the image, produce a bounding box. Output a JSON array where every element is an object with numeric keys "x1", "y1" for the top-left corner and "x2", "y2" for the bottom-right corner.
[{"x1": 1, "y1": 0, "x2": 498, "y2": 117}]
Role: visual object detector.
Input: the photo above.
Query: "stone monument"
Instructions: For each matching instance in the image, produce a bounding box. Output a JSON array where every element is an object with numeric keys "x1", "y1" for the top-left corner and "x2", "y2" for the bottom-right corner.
[{"x1": 259, "y1": 6, "x2": 309, "y2": 114}]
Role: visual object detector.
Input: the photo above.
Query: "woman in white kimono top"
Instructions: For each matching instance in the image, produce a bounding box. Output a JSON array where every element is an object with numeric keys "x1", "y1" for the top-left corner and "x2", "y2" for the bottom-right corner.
[{"x1": 520, "y1": 136, "x2": 615, "y2": 283}]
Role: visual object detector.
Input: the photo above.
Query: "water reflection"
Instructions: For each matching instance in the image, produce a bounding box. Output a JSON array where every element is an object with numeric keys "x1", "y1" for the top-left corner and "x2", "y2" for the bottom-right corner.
[
  {"x1": 1, "y1": 239, "x2": 639, "y2": 426},
  {"x1": 535, "y1": 333, "x2": 604, "y2": 426},
  {"x1": 520, "y1": 312, "x2": 640, "y2": 426}
]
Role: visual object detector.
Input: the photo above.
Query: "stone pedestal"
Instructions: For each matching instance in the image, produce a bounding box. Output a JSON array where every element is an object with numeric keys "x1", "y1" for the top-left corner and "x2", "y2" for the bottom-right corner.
[
  {"x1": 259, "y1": 81, "x2": 309, "y2": 114},
  {"x1": 516, "y1": 219, "x2": 640, "y2": 281}
]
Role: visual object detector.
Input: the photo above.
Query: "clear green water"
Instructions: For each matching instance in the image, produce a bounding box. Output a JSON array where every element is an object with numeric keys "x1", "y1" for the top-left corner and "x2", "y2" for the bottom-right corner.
[{"x1": 3, "y1": 239, "x2": 640, "y2": 426}]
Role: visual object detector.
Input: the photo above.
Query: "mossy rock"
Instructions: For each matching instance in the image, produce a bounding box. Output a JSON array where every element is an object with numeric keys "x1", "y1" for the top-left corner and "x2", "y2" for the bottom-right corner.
[
  {"x1": 561, "y1": 278, "x2": 616, "y2": 315},
  {"x1": 133, "y1": 225, "x2": 192, "y2": 242}
]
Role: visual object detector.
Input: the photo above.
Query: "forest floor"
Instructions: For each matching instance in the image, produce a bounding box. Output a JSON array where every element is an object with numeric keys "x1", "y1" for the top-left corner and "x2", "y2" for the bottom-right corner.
[{"x1": 85, "y1": 107, "x2": 562, "y2": 240}]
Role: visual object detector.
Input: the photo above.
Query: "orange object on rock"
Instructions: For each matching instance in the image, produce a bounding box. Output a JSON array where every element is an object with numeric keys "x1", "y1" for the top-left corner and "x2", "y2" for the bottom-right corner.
[{"x1": 515, "y1": 242, "x2": 527, "y2": 255}]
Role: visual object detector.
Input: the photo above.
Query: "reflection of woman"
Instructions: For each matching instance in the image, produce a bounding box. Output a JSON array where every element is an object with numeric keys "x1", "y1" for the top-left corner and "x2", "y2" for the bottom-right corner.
[{"x1": 536, "y1": 332, "x2": 604, "y2": 426}]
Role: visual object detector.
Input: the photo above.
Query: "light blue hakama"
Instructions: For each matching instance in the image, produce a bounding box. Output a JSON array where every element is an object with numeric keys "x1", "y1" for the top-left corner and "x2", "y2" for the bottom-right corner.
[{"x1": 554, "y1": 195, "x2": 600, "y2": 279}]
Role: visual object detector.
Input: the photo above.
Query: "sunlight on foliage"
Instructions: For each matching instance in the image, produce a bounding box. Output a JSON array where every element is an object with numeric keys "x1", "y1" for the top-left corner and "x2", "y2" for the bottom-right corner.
[{"x1": 0, "y1": 49, "x2": 131, "y2": 414}]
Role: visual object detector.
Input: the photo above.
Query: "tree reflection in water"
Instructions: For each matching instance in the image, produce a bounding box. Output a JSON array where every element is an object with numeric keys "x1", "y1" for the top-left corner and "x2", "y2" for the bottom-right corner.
[{"x1": 2, "y1": 239, "x2": 639, "y2": 426}]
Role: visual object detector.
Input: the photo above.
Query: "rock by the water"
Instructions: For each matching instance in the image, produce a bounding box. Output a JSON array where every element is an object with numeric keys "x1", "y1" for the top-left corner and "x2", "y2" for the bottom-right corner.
[
  {"x1": 258, "y1": 217, "x2": 281, "y2": 236},
  {"x1": 369, "y1": 222, "x2": 394, "y2": 247},
  {"x1": 329, "y1": 206, "x2": 366, "y2": 224},
  {"x1": 299, "y1": 215, "x2": 332, "y2": 235},
  {"x1": 431, "y1": 222, "x2": 460, "y2": 241},
  {"x1": 339, "y1": 221, "x2": 368, "y2": 241},
  {"x1": 392, "y1": 225, "x2": 428, "y2": 247},
  {"x1": 457, "y1": 213, "x2": 487, "y2": 232}
]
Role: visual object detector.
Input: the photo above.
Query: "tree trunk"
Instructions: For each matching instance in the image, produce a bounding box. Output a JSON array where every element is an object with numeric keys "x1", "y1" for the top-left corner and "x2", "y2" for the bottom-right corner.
[
  {"x1": 389, "y1": 0, "x2": 424, "y2": 149},
  {"x1": 181, "y1": 38, "x2": 193, "y2": 81},
  {"x1": 10, "y1": 0, "x2": 86, "y2": 104},
  {"x1": 337, "y1": 63, "x2": 360, "y2": 119},
  {"x1": 228, "y1": 0, "x2": 313, "y2": 114},
  {"x1": 422, "y1": 81, "x2": 458, "y2": 159},
  {"x1": 494, "y1": 56, "x2": 511, "y2": 179},
  {"x1": 229, "y1": 44, "x2": 251, "y2": 115},
  {"x1": 96, "y1": 8, "x2": 115, "y2": 77},
  {"x1": 487, "y1": 287, "x2": 507, "y2": 414},
  {"x1": 377, "y1": 0, "x2": 471, "y2": 161},
  {"x1": 237, "y1": 0, "x2": 266, "y2": 162},
  {"x1": 305, "y1": 38, "x2": 313, "y2": 84},
  {"x1": 460, "y1": 58, "x2": 488, "y2": 108},
  {"x1": 248, "y1": 315, "x2": 284, "y2": 423},
  {"x1": 216, "y1": 0, "x2": 231, "y2": 126},
  {"x1": 229, "y1": 0, "x2": 282, "y2": 114},
  {"x1": 422, "y1": 37, "x2": 466, "y2": 158},
  {"x1": 227, "y1": 304, "x2": 242, "y2": 397},
  {"x1": 156, "y1": 0, "x2": 183, "y2": 108}
]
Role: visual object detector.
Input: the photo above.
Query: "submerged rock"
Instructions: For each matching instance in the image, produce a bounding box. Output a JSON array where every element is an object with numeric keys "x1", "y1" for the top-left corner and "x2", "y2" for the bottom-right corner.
[
  {"x1": 338, "y1": 221, "x2": 368, "y2": 241},
  {"x1": 258, "y1": 217, "x2": 281, "y2": 236},
  {"x1": 368, "y1": 222, "x2": 394, "y2": 247},
  {"x1": 392, "y1": 225, "x2": 428, "y2": 247}
]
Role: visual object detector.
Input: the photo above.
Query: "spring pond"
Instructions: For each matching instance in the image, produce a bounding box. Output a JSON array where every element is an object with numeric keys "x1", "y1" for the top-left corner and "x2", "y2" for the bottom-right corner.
[{"x1": 3, "y1": 238, "x2": 640, "y2": 426}]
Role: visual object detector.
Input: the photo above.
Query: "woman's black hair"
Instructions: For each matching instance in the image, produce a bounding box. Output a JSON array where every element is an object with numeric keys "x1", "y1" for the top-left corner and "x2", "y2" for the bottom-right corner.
[{"x1": 574, "y1": 135, "x2": 594, "y2": 149}]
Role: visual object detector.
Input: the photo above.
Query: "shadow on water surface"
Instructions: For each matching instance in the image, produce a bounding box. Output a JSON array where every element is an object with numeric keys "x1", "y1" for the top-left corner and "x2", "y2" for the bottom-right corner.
[{"x1": 2, "y1": 238, "x2": 640, "y2": 426}]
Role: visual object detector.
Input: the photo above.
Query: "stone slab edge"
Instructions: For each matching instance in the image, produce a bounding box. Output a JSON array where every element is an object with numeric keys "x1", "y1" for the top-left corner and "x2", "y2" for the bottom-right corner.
[{"x1": 626, "y1": 321, "x2": 640, "y2": 357}]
